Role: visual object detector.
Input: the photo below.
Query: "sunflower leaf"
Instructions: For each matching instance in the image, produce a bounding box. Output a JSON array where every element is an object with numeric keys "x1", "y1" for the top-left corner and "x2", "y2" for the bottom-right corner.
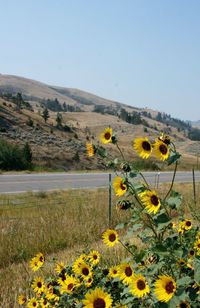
[{"x1": 167, "y1": 152, "x2": 181, "y2": 165}]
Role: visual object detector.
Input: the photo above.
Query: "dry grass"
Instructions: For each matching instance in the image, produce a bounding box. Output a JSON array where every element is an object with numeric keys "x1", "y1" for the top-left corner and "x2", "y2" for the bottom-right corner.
[{"x1": 0, "y1": 184, "x2": 199, "y2": 307}]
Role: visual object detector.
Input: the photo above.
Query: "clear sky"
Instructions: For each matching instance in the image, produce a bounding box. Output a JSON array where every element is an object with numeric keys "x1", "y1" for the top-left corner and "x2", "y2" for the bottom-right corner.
[{"x1": 0, "y1": 0, "x2": 200, "y2": 121}]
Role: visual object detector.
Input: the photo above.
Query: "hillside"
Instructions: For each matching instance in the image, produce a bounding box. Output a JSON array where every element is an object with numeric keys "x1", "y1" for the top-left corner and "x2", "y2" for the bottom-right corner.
[{"x1": 0, "y1": 74, "x2": 200, "y2": 171}]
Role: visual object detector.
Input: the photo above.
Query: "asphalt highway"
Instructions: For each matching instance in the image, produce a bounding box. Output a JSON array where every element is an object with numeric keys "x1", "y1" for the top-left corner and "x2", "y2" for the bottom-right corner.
[{"x1": 0, "y1": 171, "x2": 200, "y2": 194}]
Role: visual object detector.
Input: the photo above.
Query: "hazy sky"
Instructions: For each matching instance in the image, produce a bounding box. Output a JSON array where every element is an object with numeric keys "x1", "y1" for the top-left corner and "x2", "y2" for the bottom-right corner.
[{"x1": 0, "y1": 0, "x2": 200, "y2": 121}]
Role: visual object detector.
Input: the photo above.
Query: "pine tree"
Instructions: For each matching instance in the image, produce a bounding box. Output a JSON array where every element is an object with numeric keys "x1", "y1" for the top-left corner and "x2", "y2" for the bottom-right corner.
[{"x1": 42, "y1": 107, "x2": 49, "y2": 123}]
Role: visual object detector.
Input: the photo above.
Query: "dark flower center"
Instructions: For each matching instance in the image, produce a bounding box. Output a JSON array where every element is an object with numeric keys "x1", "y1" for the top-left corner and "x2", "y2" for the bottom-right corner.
[
  {"x1": 165, "y1": 281, "x2": 175, "y2": 294},
  {"x1": 159, "y1": 144, "x2": 168, "y2": 155},
  {"x1": 67, "y1": 283, "x2": 74, "y2": 290},
  {"x1": 93, "y1": 298, "x2": 106, "y2": 308},
  {"x1": 189, "y1": 250, "x2": 195, "y2": 256},
  {"x1": 82, "y1": 267, "x2": 89, "y2": 276},
  {"x1": 186, "y1": 221, "x2": 191, "y2": 227},
  {"x1": 109, "y1": 233, "x2": 116, "y2": 242},
  {"x1": 120, "y1": 183, "x2": 126, "y2": 190},
  {"x1": 151, "y1": 195, "x2": 159, "y2": 206},
  {"x1": 142, "y1": 141, "x2": 151, "y2": 151},
  {"x1": 39, "y1": 256, "x2": 44, "y2": 262},
  {"x1": 37, "y1": 281, "x2": 42, "y2": 288},
  {"x1": 198, "y1": 244, "x2": 200, "y2": 248},
  {"x1": 137, "y1": 279, "x2": 146, "y2": 290},
  {"x1": 113, "y1": 269, "x2": 117, "y2": 274},
  {"x1": 104, "y1": 132, "x2": 111, "y2": 140},
  {"x1": 93, "y1": 254, "x2": 98, "y2": 259},
  {"x1": 125, "y1": 266, "x2": 132, "y2": 277},
  {"x1": 33, "y1": 303, "x2": 37, "y2": 307},
  {"x1": 180, "y1": 303, "x2": 188, "y2": 308}
]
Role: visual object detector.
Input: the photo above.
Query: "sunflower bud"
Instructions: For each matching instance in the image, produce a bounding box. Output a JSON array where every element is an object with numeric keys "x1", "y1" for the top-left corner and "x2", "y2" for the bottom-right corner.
[
  {"x1": 120, "y1": 162, "x2": 131, "y2": 172},
  {"x1": 116, "y1": 200, "x2": 131, "y2": 210}
]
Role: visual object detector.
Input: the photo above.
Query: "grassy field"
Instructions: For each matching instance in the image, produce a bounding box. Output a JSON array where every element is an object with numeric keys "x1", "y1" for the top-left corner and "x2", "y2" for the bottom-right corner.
[{"x1": 0, "y1": 183, "x2": 199, "y2": 307}]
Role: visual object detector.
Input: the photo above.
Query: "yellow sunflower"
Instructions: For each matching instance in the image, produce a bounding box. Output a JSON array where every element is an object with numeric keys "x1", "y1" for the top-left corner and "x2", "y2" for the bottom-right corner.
[
  {"x1": 18, "y1": 294, "x2": 27, "y2": 305},
  {"x1": 27, "y1": 297, "x2": 39, "y2": 308},
  {"x1": 60, "y1": 276, "x2": 78, "y2": 294},
  {"x1": 29, "y1": 252, "x2": 45, "y2": 272},
  {"x1": 40, "y1": 298, "x2": 50, "y2": 307},
  {"x1": 55, "y1": 261, "x2": 65, "y2": 274},
  {"x1": 78, "y1": 262, "x2": 92, "y2": 280},
  {"x1": 194, "y1": 239, "x2": 200, "y2": 254},
  {"x1": 86, "y1": 143, "x2": 95, "y2": 157},
  {"x1": 133, "y1": 137, "x2": 152, "y2": 159},
  {"x1": 88, "y1": 250, "x2": 100, "y2": 266},
  {"x1": 184, "y1": 219, "x2": 192, "y2": 230},
  {"x1": 113, "y1": 176, "x2": 127, "y2": 197},
  {"x1": 82, "y1": 287, "x2": 112, "y2": 308},
  {"x1": 72, "y1": 254, "x2": 87, "y2": 274},
  {"x1": 57, "y1": 273, "x2": 67, "y2": 286},
  {"x1": 45, "y1": 286, "x2": 60, "y2": 302},
  {"x1": 85, "y1": 276, "x2": 93, "y2": 288},
  {"x1": 31, "y1": 276, "x2": 45, "y2": 294},
  {"x1": 102, "y1": 229, "x2": 119, "y2": 247},
  {"x1": 119, "y1": 263, "x2": 135, "y2": 284},
  {"x1": 154, "y1": 275, "x2": 176, "y2": 302},
  {"x1": 108, "y1": 265, "x2": 120, "y2": 279},
  {"x1": 129, "y1": 274, "x2": 150, "y2": 298},
  {"x1": 100, "y1": 127, "x2": 113, "y2": 144},
  {"x1": 153, "y1": 139, "x2": 170, "y2": 161},
  {"x1": 139, "y1": 190, "x2": 161, "y2": 214}
]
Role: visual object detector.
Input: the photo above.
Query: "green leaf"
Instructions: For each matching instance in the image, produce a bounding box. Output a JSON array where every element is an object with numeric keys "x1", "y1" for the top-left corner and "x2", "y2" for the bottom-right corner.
[
  {"x1": 177, "y1": 276, "x2": 192, "y2": 287},
  {"x1": 166, "y1": 191, "x2": 182, "y2": 209},
  {"x1": 129, "y1": 171, "x2": 138, "y2": 178},
  {"x1": 194, "y1": 258, "x2": 200, "y2": 284},
  {"x1": 167, "y1": 152, "x2": 181, "y2": 165}
]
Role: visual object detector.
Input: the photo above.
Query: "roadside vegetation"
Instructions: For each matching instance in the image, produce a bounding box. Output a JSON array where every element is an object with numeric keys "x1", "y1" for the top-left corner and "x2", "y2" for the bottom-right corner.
[{"x1": 0, "y1": 183, "x2": 199, "y2": 306}]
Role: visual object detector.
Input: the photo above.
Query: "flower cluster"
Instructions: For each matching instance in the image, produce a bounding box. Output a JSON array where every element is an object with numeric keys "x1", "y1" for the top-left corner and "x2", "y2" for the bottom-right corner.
[{"x1": 18, "y1": 128, "x2": 199, "y2": 307}]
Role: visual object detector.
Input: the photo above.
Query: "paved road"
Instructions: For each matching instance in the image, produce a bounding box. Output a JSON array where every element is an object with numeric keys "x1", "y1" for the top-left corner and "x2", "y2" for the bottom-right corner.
[{"x1": 0, "y1": 171, "x2": 200, "y2": 194}]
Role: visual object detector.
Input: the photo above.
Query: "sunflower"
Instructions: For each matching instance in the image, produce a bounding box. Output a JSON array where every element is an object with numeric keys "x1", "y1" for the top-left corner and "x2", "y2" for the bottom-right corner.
[
  {"x1": 45, "y1": 286, "x2": 60, "y2": 302},
  {"x1": 18, "y1": 294, "x2": 26, "y2": 305},
  {"x1": 177, "y1": 259, "x2": 186, "y2": 267},
  {"x1": 153, "y1": 139, "x2": 170, "y2": 161},
  {"x1": 184, "y1": 219, "x2": 192, "y2": 230},
  {"x1": 194, "y1": 239, "x2": 200, "y2": 254},
  {"x1": 133, "y1": 137, "x2": 152, "y2": 159},
  {"x1": 139, "y1": 190, "x2": 161, "y2": 214},
  {"x1": 31, "y1": 276, "x2": 45, "y2": 294},
  {"x1": 129, "y1": 274, "x2": 150, "y2": 298},
  {"x1": 154, "y1": 275, "x2": 176, "y2": 302},
  {"x1": 55, "y1": 261, "x2": 65, "y2": 275},
  {"x1": 72, "y1": 254, "x2": 87, "y2": 274},
  {"x1": 85, "y1": 276, "x2": 93, "y2": 288},
  {"x1": 108, "y1": 265, "x2": 120, "y2": 279},
  {"x1": 40, "y1": 298, "x2": 50, "y2": 307},
  {"x1": 119, "y1": 263, "x2": 135, "y2": 284},
  {"x1": 29, "y1": 253, "x2": 45, "y2": 272},
  {"x1": 102, "y1": 229, "x2": 119, "y2": 247},
  {"x1": 177, "y1": 301, "x2": 191, "y2": 308},
  {"x1": 100, "y1": 127, "x2": 113, "y2": 144},
  {"x1": 188, "y1": 249, "x2": 195, "y2": 258},
  {"x1": 27, "y1": 297, "x2": 39, "y2": 308},
  {"x1": 88, "y1": 250, "x2": 100, "y2": 266},
  {"x1": 57, "y1": 273, "x2": 67, "y2": 286},
  {"x1": 86, "y1": 143, "x2": 95, "y2": 157},
  {"x1": 113, "y1": 176, "x2": 127, "y2": 196},
  {"x1": 82, "y1": 287, "x2": 112, "y2": 308},
  {"x1": 60, "y1": 276, "x2": 78, "y2": 294},
  {"x1": 79, "y1": 262, "x2": 92, "y2": 280},
  {"x1": 178, "y1": 221, "x2": 185, "y2": 235}
]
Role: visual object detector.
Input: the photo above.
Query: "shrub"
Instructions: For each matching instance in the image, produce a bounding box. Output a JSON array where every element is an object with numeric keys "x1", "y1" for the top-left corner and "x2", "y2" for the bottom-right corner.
[{"x1": 0, "y1": 139, "x2": 32, "y2": 170}]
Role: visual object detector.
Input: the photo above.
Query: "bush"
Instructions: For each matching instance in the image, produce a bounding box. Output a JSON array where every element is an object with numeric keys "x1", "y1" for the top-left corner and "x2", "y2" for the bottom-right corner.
[{"x1": 0, "y1": 139, "x2": 32, "y2": 170}]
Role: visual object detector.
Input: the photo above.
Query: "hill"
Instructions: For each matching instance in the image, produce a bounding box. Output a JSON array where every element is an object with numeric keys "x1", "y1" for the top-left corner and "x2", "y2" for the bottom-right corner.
[{"x1": 0, "y1": 73, "x2": 200, "y2": 171}]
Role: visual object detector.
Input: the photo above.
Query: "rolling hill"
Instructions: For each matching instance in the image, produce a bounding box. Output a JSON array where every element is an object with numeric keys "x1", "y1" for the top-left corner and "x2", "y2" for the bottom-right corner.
[{"x1": 0, "y1": 73, "x2": 200, "y2": 171}]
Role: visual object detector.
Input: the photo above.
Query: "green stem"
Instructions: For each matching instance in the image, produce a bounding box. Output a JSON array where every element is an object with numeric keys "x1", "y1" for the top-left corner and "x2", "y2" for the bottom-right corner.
[
  {"x1": 139, "y1": 172, "x2": 149, "y2": 188},
  {"x1": 116, "y1": 142, "x2": 125, "y2": 161},
  {"x1": 164, "y1": 161, "x2": 178, "y2": 201},
  {"x1": 119, "y1": 239, "x2": 135, "y2": 256}
]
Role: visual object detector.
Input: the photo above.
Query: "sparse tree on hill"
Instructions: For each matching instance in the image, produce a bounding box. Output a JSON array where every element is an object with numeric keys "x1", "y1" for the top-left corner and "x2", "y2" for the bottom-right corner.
[
  {"x1": 42, "y1": 107, "x2": 49, "y2": 123},
  {"x1": 56, "y1": 112, "x2": 62, "y2": 128},
  {"x1": 23, "y1": 142, "x2": 32, "y2": 165}
]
